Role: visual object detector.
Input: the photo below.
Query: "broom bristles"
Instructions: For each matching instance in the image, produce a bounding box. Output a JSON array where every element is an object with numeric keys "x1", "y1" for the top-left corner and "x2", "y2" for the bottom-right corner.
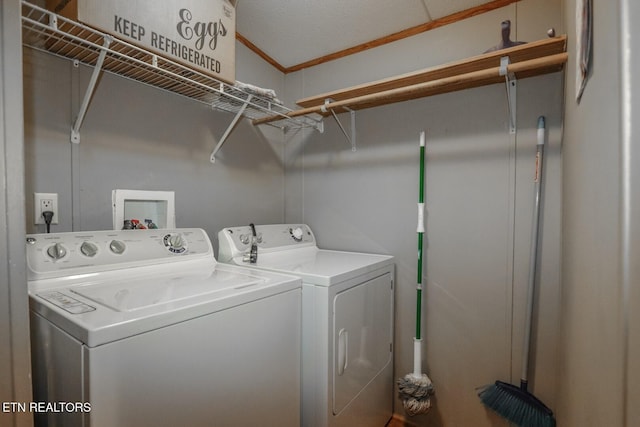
[{"x1": 477, "y1": 381, "x2": 555, "y2": 427}]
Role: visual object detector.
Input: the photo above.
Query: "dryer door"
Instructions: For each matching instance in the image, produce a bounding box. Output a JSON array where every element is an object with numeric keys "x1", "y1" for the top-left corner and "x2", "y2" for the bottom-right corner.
[{"x1": 332, "y1": 272, "x2": 393, "y2": 415}]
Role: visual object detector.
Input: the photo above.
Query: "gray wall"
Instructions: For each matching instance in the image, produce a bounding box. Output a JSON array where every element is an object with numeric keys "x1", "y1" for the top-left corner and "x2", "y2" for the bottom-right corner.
[
  {"x1": 24, "y1": 42, "x2": 288, "y2": 253},
  {"x1": 0, "y1": 0, "x2": 33, "y2": 426},
  {"x1": 558, "y1": 0, "x2": 622, "y2": 423},
  {"x1": 284, "y1": 1, "x2": 563, "y2": 425},
  {"x1": 558, "y1": 0, "x2": 640, "y2": 426},
  {"x1": 622, "y1": 1, "x2": 640, "y2": 424}
]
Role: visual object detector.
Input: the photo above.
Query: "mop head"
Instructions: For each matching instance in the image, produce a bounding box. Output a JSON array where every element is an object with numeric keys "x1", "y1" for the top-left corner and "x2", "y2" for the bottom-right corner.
[
  {"x1": 477, "y1": 381, "x2": 555, "y2": 427},
  {"x1": 398, "y1": 373, "x2": 434, "y2": 416}
]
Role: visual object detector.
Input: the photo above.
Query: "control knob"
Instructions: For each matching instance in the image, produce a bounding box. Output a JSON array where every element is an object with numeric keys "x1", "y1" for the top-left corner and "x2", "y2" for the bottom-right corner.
[
  {"x1": 80, "y1": 241, "x2": 98, "y2": 258},
  {"x1": 46, "y1": 243, "x2": 67, "y2": 260},
  {"x1": 109, "y1": 240, "x2": 126, "y2": 255},
  {"x1": 164, "y1": 233, "x2": 187, "y2": 254},
  {"x1": 290, "y1": 227, "x2": 304, "y2": 242}
]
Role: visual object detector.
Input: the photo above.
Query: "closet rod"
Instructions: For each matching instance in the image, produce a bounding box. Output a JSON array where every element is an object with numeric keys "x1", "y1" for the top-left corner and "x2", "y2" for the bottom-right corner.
[{"x1": 253, "y1": 52, "x2": 567, "y2": 126}]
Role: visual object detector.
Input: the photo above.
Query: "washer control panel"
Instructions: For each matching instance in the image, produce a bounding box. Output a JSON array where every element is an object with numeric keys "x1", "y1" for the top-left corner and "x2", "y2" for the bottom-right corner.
[{"x1": 26, "y1": 228, "x2": 213, "y2": 281}]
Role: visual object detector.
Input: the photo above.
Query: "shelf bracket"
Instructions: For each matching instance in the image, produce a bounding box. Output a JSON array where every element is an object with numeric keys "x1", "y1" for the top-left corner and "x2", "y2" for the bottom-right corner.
[
  {"x1": 500, "y1": 56, "x2": 517, "y2": 134},
  {"x1": 322, "y1": 99, "x2": 356, "y2": 152},
  {"x1": 210, "y1": 94, "x2": 253, "y2": 163},
  {"x1": 47, "y1": 11, "x2": 58, "y2": 30},
  {"x1": 70, "y1": 35, "x2": 112, "y2": 144}
]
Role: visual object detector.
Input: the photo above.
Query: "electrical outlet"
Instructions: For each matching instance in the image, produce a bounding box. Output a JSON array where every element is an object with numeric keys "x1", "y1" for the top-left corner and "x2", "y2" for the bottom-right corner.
[{"x1": 34, "y1": 193, "x2": 59, "y2": 225}]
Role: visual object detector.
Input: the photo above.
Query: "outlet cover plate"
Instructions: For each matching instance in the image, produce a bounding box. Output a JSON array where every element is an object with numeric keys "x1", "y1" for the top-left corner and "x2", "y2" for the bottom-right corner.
[{"x1": 34, "y1": 192, "x2": 59, "y2": 225}]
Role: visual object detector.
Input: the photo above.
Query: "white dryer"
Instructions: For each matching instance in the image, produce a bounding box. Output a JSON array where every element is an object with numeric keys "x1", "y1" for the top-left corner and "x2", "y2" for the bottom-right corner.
[
  {"x1": 27, "y1": 228, "x2": 301, "y2": 427},
  {"x1": 218, "y1": 224, "x2": 394, "y2": 427}
]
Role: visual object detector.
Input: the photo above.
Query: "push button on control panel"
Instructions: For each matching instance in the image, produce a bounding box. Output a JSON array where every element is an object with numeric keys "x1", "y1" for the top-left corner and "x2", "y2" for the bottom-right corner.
[{"x1": 37, "y1": 291, "x2": 95, "y2": 314}]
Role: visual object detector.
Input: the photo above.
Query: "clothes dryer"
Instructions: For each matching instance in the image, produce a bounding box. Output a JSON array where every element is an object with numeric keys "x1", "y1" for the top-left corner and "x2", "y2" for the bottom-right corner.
[{"x1": 218, "y1": 224, "x2": 394, "y2": 427}]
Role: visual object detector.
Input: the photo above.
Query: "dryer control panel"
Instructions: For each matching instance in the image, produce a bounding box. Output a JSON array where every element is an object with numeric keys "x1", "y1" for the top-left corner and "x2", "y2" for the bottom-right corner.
[{"x1": 218, "y1": 224, "x2": 315, "y2": 262}]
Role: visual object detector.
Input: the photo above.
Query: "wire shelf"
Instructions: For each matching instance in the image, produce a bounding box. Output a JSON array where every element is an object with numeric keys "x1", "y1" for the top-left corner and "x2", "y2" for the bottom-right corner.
[{"x1": 21, "y1": 1, "x2": 322, "y2": 132}]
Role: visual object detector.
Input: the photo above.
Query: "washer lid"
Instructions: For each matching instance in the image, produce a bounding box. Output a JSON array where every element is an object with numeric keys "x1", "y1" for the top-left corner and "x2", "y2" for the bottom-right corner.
[
  {"x1": 29, "y1": 264, "x2": 301, "y2": 347},
  {"x1": 70, "y1": 269, "x2": 265, "y2": 312},
  {"x1": 249, "y1": 247, "x2": 394, "y2": 286}
]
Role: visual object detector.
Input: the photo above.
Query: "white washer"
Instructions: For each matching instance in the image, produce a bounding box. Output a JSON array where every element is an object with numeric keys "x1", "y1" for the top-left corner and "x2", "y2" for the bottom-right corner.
[
  {"x1": 218, "y1": 224, "x2": 394, "y2": 427},
  {"x1": 26, "y1": 228, "x2": 301, "y2": 427}
]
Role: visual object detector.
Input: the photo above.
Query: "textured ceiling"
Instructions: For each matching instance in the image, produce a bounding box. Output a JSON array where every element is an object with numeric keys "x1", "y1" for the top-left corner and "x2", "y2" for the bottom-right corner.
[{"x1": 235, "y1": 0, "x2": 496, "y2": 68}]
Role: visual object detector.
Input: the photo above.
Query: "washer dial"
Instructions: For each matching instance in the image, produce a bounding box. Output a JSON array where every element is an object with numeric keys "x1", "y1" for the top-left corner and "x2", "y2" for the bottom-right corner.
[
  {"x1": 163, "y1": 233, "x2": 188, "y2": 254},
  {"x1": 80, "y1": 241, "x2": 98, "y2": 258},
  {"x1": 109, "y1": 240, "x2": 126, "y2": 255},
  {"x1": 46, "y1": 243, "x2": 67, "y2": 260}
]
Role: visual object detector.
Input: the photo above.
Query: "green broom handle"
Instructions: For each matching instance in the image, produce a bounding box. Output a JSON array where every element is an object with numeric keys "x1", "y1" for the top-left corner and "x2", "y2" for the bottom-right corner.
[
  {"x1": 416, "y1": 131, "x2": 426, "y2": 341},
  {"x1": 521, "y1": 117, "x2": 545, "y2": 387}
]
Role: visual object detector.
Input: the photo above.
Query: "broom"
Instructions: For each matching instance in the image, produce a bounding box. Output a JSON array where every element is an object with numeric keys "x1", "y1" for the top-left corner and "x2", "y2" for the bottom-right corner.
[
  {"x1": 397, "y1": 130, "x2": 434, "y2": 416},
  {"x1": 477, "y1": 116, "x2": 555, "y2": 427}
]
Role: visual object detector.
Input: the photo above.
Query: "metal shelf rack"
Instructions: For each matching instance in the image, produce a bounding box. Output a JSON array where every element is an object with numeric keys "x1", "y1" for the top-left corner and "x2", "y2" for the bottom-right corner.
[{"x1": 21, "y1": 1, "x2": 323, "y2": 163}]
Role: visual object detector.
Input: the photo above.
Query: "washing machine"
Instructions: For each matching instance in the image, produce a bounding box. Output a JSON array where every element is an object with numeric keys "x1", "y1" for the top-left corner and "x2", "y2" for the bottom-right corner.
[
  {"x1": 218, "y1": 224, "x2": 394, "y2": 427},
  {"x1": 26, "y1": 228, "x2": 301, "y2": 427}
]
